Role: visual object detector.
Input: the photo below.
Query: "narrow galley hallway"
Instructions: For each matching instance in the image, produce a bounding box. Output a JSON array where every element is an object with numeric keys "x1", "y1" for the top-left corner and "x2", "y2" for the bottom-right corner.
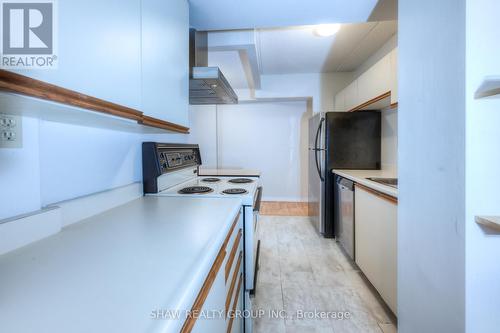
[{"x1": 252, "y1": 216, "x2": 397, "y2": 333}]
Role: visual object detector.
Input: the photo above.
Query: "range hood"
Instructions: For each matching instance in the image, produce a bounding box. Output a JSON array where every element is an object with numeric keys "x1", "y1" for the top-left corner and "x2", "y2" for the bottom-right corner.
[{"x1": 189, "y1": 29, "x2": 238, "y2": 105}]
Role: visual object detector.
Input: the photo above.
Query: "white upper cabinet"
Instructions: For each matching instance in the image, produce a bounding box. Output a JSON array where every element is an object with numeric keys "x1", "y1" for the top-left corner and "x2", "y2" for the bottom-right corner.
[
  {"x1": 12, "y1": 0, "x2": 142, "y2": 110},
  {"x1": 357, "y1": 54, "x2": 392, "y2": 105},
  {"x1": 344, "y1": 80, "x2": 358, "y2": 111},
  {"x1": 334, "y1": 47, "x2": 398, "y2": 112},
  {"x1": 334, "y1": 89, "x2": 345, "y2": 111},
  {"x1": 141, "y1": 0, "x2": 189, "y2": 126}
]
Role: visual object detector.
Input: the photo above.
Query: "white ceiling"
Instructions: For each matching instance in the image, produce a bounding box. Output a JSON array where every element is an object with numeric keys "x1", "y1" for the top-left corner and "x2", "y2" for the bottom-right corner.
[
  {"x1": 257, "y1": 21, "x2": 397, "y2": 74},
  {"x1": 189, "y1": 0, "x2": 379, "y2": 31},
  {"x1": 207, "y1": 21, "x2": 397, "y2": 92},
  {"x1": 208, "y1": 51, "x2": 250, "y2": 89}
]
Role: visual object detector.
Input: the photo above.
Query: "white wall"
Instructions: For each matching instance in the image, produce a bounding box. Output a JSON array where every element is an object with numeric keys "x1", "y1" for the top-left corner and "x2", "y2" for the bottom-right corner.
[
  {"x1": 466, "y1": 0, "x2": 500, "y2": 331},
  {"x1": 399, "y1": 1, "x2": 465, "y2": 332},
  {"x1": 0, "y1": 117, "x2": 187, "y2": 220},
  {"x1": 0, "y1": 117, "x2": 41, "y2": 220},
  {"x1": 188, "y1": 105, "x2": 218, "y2": 167},
  {"x1": 189, "y1": 102, "x2": 310, "y2": 201}
]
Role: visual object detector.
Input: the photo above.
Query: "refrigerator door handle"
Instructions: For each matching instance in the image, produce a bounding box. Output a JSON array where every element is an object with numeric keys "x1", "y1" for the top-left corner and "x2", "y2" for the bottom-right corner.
[
  {"x1": 314, "y1": 117, "x2": 325, "y2": 182},
  {"x1": 314, "y1": 117, "x2": 324, "y2": 151}
]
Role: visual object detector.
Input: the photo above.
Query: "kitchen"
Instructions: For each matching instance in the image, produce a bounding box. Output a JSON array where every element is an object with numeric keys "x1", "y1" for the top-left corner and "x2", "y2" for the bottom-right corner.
[{"x1": 0, "y1": 1, "x2": 499, "y2": 333}]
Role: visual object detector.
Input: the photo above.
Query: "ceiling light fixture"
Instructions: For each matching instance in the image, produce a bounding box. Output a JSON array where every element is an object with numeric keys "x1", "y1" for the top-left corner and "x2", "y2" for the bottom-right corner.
[{"x1": 313, "y1": 24, "x2": 341, "y2": 37}]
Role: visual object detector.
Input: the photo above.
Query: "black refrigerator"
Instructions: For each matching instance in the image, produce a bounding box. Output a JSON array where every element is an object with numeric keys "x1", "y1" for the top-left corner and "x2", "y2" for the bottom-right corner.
[{"x1": 308, "y1": 111, "x2": 381, "y2": 238}]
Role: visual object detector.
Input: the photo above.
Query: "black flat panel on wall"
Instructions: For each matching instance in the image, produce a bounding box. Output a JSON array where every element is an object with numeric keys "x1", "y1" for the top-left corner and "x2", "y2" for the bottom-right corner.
[{"x1": 325, "y1": 111, "x2": 381, "y2": 170}]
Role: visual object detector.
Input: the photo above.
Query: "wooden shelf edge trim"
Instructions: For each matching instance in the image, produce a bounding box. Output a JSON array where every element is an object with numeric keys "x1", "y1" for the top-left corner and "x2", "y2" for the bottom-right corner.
[
  {"x1": 355, "y1": 183, "x2": 398, "y2": 204},
  {"x1": 0, "y1": 69, "x2": 142, "y2": 121},
  {"x1": 0, "y1": 69, "x2": 190, "y2": 134},
  {"x1": 226, "y1": 273, "x2": 243, "y2": 333},
  {"x1": 475, "y1": 216, "x2": 500, "y2": 232},
  {"x1": 138, "y1": 115, "x2": 189, "y2": 134},
  {"x1": 225, "y1": 229, "x2": 242, "y2": 281},
  {"x1": 348, "y1": 91, "x2": 392, "y2": 112},
  {"x1": 225, "y1": 251, "x2": 243, "y2": 314}
]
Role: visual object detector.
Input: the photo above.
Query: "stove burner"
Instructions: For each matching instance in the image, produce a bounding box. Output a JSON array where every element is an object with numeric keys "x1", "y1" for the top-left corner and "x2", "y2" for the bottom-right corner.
[
  {"x1": 178, "y1": 186, "x2": 213, "y2": 194},
  {"x1": 228, "y1": 178, "x2": 253, "y2": 184},
  {"x1": 201, "y1": 177, "x2": 221, "y2": 183},
  {"x1": 222, "y1": 188, "x2": 248, "y2": 195}
]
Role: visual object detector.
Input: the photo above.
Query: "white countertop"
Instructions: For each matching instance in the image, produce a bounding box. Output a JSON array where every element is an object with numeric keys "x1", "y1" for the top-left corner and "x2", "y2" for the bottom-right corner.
[
  {"x1": 332, "y1": 169, "x2": 398, "y2": 198},
  {"x1": 198, "y1": 168, "x2": 261, "y2": 177},
  {"x1": 0, "y1": 196, "x2": 242, "y2": 333}
]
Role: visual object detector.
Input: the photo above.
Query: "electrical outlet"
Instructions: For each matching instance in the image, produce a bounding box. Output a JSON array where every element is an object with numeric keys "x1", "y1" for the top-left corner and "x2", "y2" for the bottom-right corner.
[{"x1": 0, "y1": 114, "x2": 22, "y2": 148}]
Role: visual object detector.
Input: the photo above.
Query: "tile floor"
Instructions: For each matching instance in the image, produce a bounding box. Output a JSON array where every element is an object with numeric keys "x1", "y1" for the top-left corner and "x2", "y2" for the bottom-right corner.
[{"x1": 252, "y1": 215, "x2": 397, "y2": 333}]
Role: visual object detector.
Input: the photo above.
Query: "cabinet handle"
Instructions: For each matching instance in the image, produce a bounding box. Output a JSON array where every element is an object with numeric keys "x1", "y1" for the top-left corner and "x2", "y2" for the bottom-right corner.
[
  {"x1": 221, "y1": 211, "x2": 240, "y2": 252},
  {"x1": 225, "y1": 229, "x2": 242, "y2": 281},
  {"x1": 226, "y1": 273, "x2": 244, "y2": 333}
]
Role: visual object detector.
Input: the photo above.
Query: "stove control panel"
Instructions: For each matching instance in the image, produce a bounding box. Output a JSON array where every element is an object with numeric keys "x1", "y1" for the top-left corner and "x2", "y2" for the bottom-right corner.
[
  {"x1": 142, "y1": 143, "x2": 202, "y2": 193},
  {"x1": 159, "y1": 150, "x2": 199, "y2": 171}
]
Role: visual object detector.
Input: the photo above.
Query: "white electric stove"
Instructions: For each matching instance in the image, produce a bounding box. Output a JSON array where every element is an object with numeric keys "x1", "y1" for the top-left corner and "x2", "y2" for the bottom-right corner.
[
  {"x1": 159, "y1": 176, "x2": 260, "y2": 206},
  {"x1": 142, "y1": 142, "x2": 262, "y2": 300}
]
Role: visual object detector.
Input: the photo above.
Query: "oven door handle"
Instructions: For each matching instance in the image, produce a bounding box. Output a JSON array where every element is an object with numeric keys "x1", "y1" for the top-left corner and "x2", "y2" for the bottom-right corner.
[{"x1": 253, "y1": 186, "x2": 263, "y2": 212}]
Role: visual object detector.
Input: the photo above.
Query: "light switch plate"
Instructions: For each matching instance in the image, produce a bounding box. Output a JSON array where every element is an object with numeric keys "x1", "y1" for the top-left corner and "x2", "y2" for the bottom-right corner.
[{"x1": 0, "y1": 114, "x2": 22, "y2": 148}]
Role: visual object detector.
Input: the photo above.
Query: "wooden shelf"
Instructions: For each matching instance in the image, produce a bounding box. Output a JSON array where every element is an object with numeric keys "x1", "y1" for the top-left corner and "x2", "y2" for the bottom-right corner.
[
  {"x1": 475, "y1": 76, "x2": 500, "y2": 99},
  {"x1": 475, "y1": 216, "x2": 500, "y2": 232},
  {"x1": 0, "y1": 70, "x2": 189, "y2": 134}
]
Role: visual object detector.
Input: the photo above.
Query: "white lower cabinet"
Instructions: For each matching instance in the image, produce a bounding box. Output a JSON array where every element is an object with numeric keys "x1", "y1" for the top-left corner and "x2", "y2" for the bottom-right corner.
[
  {"x1": 355, "y1": 185, "x2": 397, "y2": 314},
  {"x1": 192, "y1": 267, "x2": 227, "y2": 333},
  {"x1": 189, "y1": 211, "x2": 245, "y2": 333}
]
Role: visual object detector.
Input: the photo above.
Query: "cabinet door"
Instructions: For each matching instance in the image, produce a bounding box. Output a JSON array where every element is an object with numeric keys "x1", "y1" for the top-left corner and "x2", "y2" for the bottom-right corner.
[
  {"x1": 13, "y1": 0, "x2": 142, "y2": 109},
  {"x1": 334, "y1": 89, "x2": 346, "y2": 111},
  {"x1": 390, "y1": 48, "x2": 398, "y2": 105},
  {"x1": 191, "y1": 266, "x2": 227, "y2": 333},
  {"x1": 344, "y1": 80, "x2": 359, "y2": 111},
  {"x1": 357, "y1": 54, "x2": 391, "y2": 105},
  {"x1": 355, "y1": 186, "x2": 397, "y2": 314},
  {"x1": 141, "y1": 0, "x2": 189, "y2": 126}
]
